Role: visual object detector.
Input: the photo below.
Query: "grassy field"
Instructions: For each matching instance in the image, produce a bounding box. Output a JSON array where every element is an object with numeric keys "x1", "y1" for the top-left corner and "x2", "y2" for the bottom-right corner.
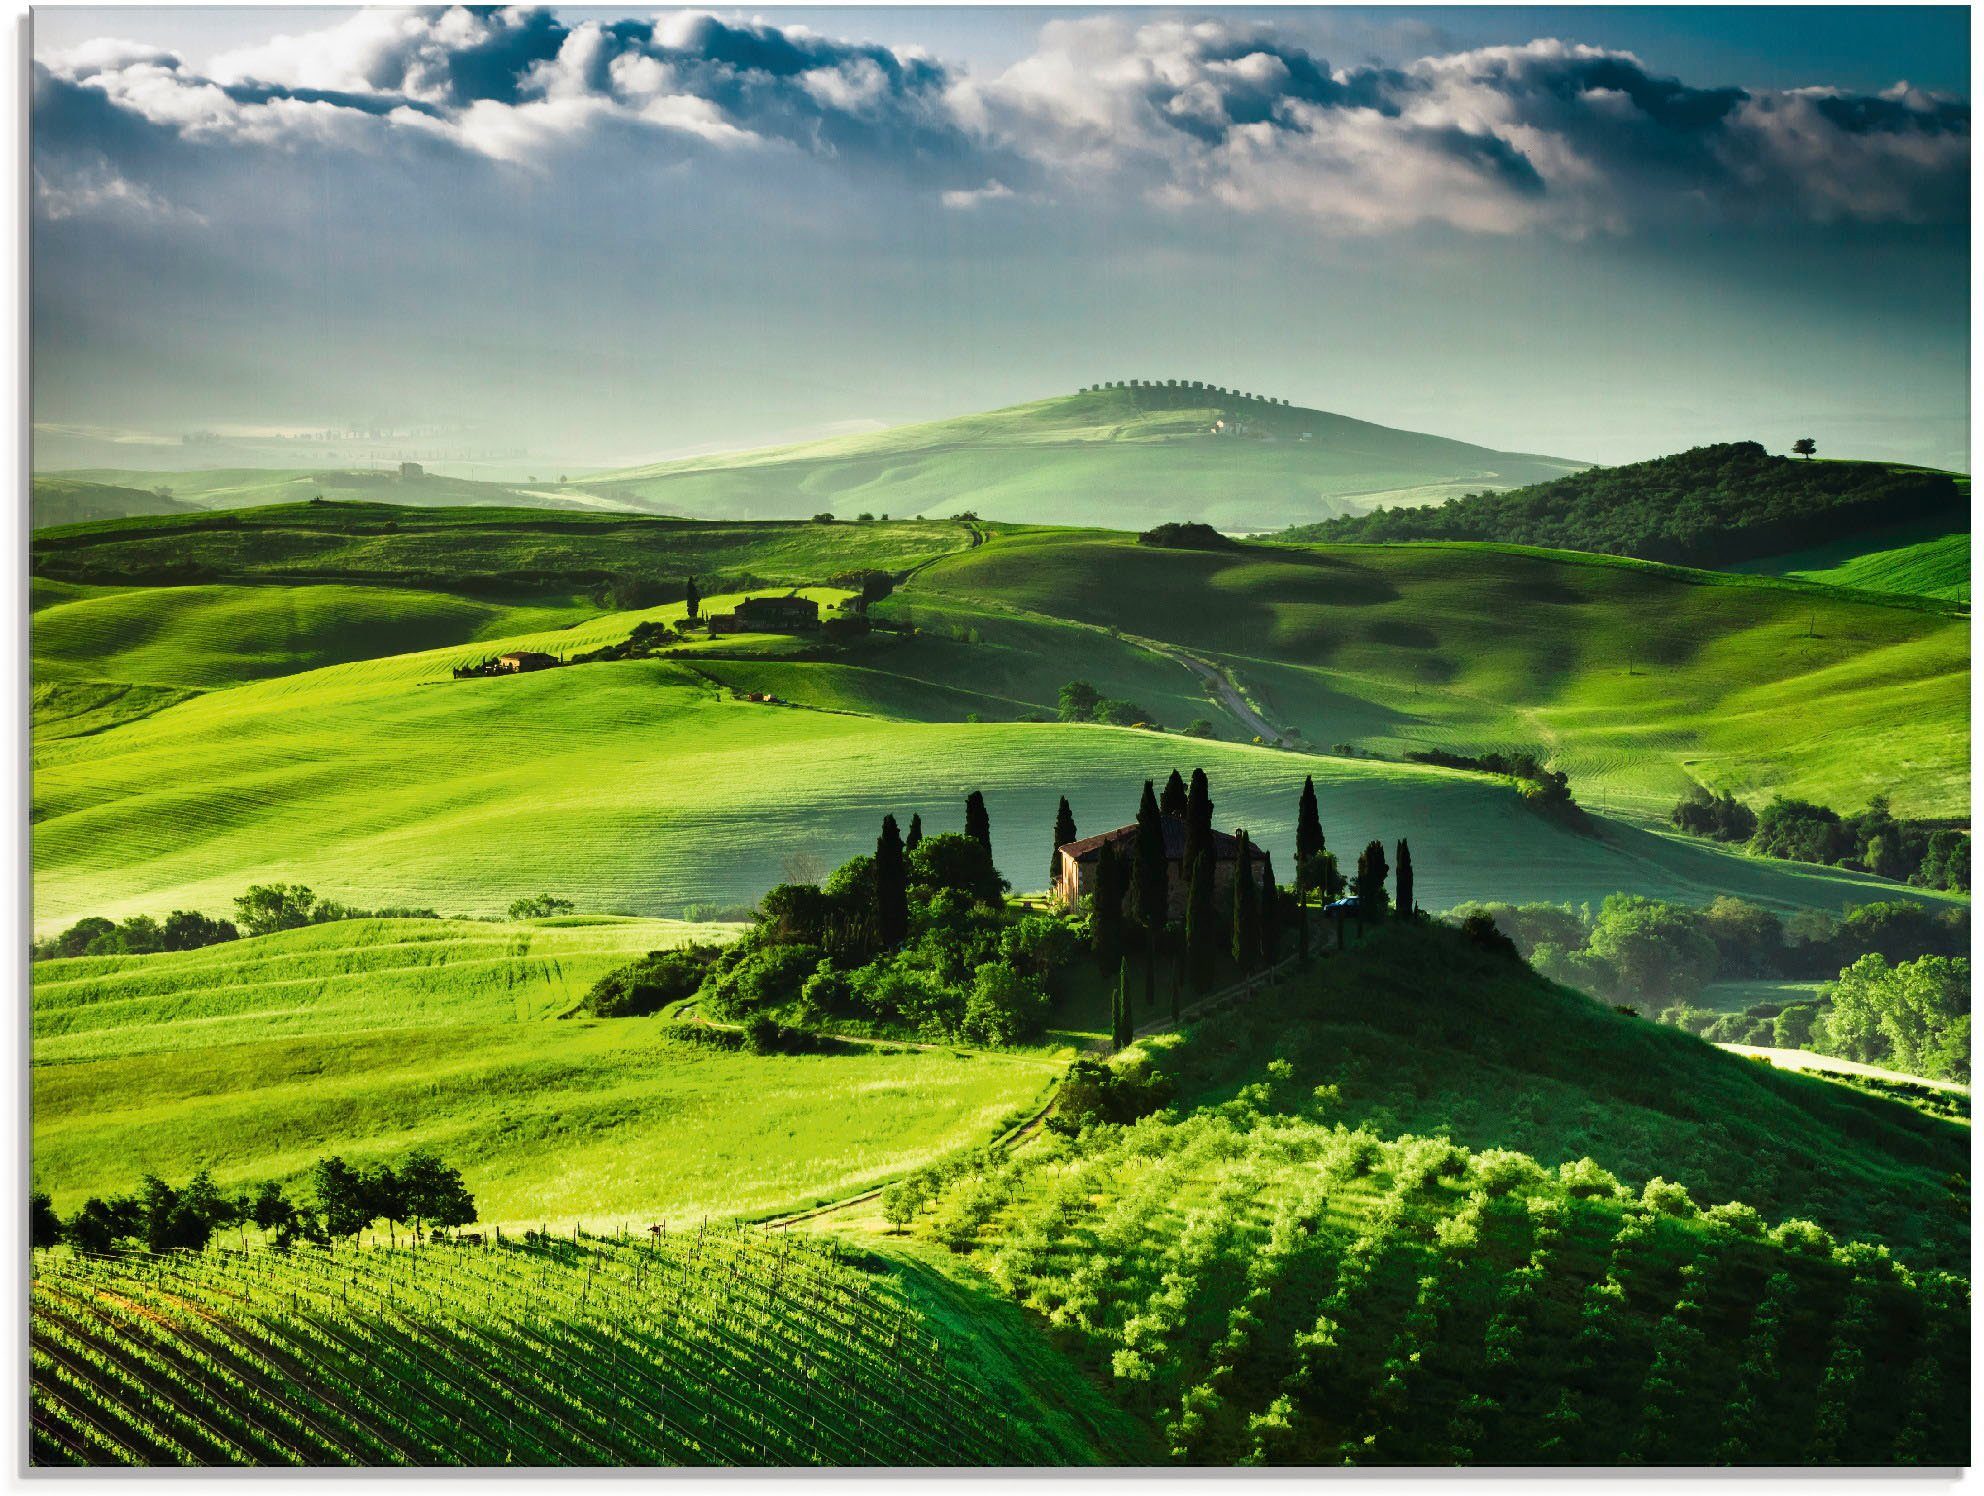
[
  {"x1": 38, "y1": 467, "x2": 630, "y2": 519},
  {"x1": 904, "y1": 530, "x2": 1970, "y2": 818},
  {"x1": 30, "y1": 478, "x2": 202, "y2": 530},
  {"x1": 30, "y1": 918, "x2": 1057, "y2": 1227},
  {"x1": 582, "y1": 387, "x2": 1585, "y2": 530},
  {"x1": 32, "y1": 503, "x2": 978, "y2": 591},
  {"x1": 1736, "y1": 525, "x2": 1970, "y2": 604}
]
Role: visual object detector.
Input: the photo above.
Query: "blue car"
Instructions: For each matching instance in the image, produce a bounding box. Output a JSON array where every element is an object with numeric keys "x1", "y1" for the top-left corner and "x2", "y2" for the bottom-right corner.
[{"x1": 1324, "y1": 896, "x2": 1361, "y2": 915}]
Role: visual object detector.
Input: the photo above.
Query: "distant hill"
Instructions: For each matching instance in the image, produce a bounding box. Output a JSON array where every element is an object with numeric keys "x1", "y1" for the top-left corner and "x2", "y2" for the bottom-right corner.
[
  {"x1": 33, "y1": 467, "x2": 636, "y2": 526},
  {"x1": 30, "y1": 478, "x2": 200, "y2": 529},
  {"x1": 1281, "y1": 443, "x2": 1968, "y2": 570},
  {"x1": 581, "y1": 385, "x2": 1587, "y2": 530}
]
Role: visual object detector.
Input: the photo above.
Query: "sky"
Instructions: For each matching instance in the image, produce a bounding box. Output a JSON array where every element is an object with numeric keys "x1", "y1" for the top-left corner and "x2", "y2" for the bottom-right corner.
[{"x1": 30, "y1": 5, "x2": 1972, "y2": 474}]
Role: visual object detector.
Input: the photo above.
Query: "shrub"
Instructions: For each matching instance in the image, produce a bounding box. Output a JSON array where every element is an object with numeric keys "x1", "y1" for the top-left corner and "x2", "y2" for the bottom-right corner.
[
  {"x1": 959, "y1": 961, "x2": 1050, "y2": 1046},
  {"x1": 1640, "y1": 1176, "x2": 1698, "y2": 1217},
  {"x1": 1473, "y1": 1148, "x2": 1548, "y2": 1197},
  {"x1": 1705, "y1": 1200, "x2": 1766, "y2": 1237},
  {"x1": 1558, "y1": 1157, "x2": 1621, "y2": 1199},
  {"x1": 580, "y1": 944, "x2": 725, "y2": 1018},
  {"x1": 1772, "y1": 1218, "x2": 1836, "y2": 1256}
]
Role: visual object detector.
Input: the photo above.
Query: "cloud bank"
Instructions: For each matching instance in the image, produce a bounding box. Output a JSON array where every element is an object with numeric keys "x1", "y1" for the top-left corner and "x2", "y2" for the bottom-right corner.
[{"x1": 34, "y1": 6, "x2": 1969, "y2": 236}]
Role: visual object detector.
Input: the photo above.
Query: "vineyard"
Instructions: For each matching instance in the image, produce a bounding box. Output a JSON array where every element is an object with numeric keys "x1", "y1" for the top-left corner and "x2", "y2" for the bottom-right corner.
[
  {"x1": 900, "y1": 1099, "x2": 1971, "y2": 1465},
  {"x1": 29, "y1": 1225, "x2": 1042, "y2": 1467}
]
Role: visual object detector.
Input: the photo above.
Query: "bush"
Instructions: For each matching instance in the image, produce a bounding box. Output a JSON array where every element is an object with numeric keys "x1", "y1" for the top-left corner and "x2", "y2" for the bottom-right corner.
[
  {"x1": 907, "y1": 833, "x2": 1007, "y2": 904},
  {"x1": 508, "y1": 894, "x2": 576, "y2": 919},
  {"x1": 1558, "y1": 1157, "x2": 1622, "y2": 1199},
  {"x1": 1640, "y1": 1176, "x2": 1698, "y2": 1217},
  {"x1": 697, "y1": 944, "x2": 823, "y2": 1018},
  {"x1": 959, "y1": 961, "x2": 1050, "y2": 1046},
  {"x1": 579, "y1": 944, "x2": 725, "y2": 1018}
]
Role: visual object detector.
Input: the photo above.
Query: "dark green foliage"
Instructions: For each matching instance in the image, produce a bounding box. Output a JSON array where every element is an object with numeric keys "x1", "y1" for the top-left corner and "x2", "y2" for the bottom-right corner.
[
  {"x1": 1671, "y1": 785, "x2": 1758, "y2": 842},
  {"x1": 1093, "y1": 698, "x2": 1157, "y2": 728},
  {"x1": 1395, "y1": 840, "x2": 1414, "y2": 918},
  {"x1": 907, "y1": 831, "x2": 1007, "y2": 904},
  {"x1": 1296, "y1": 775, "x2": 1324, "y2": 866},
  {"x1": 964, "y1": 790, "x2": 991, "y2": 849},
  {"x1": 507, "y1": 894, "x2": 575, "y2": 919},
  {"x1": 684, "y1": 575, "x2": 700, "y2": 619},
  {"x1": 1132, "y1": 781, "x2": 1169, "y2": 934},
  {"x1": 1058, "y1": 680, "x2": 1102, "y2": 723},
  {"x1": 1185, "y1": 768, "x2": 1214, "y2": 875},
  {"x1": 1460, "y1": 912, "x2": 1520, "y2": 958},
  {"x1": 1137, "y1": 522, "x2": 1235, "y2": 550},
  {"x1": 1112, "y1": 958, "x2": 1132, "y2": 1051},
  {"x1": 1185, "y1": 852, "x2": 1218, "y2": 994},
  {"x1": 233, "y1": 882, "x2": 321, "y2": 937},
  {"x1": 1355, "y1": 841, "x2": 1390, "y2": 914},
  {"x1": 577, "y1": 943, "x2": 723, "y2": 1017},
  {"x1": 1160, "y1": 771, "x2": 1187, "y2": 818},
  {"x1": 1733, "y1": 794, "x2": 1969, "y2": 891},
  {"x1": 1183, "y1": 718, "x2": 1217, "y2": 739},
  {"x1": 313, "y1": 1157, "x2": 372, "y2": 1244},
  {"x1": 30, "y1": 1191, "x2": 62, "y2": 1248},
  {"x1": 905, "y1": 813, "x2": 923, "y2": 852},
  {"x1": 1092, "y1": 842, "x2": 1124, "y2": 972},
  {"x1": 1052, "y1": 797, "x2": 1077, "y2": 883},
  {"x1": 1230, "y1": 832, "x2": 1259, "y2": 972},
  {"x1": 1301, "y1": 851, "x2": 1344, "y2": 903},
  {"x1": 67, "y1": 1196, "x2": 143, "y2": 1254},
  {"x1": 1048, "y1": 1056, "x2": 1175, "y2": 1134},
  {"x1": 1257, "y1": 851, "x2": 1281, "y2": 964},
  {"x1": 875, "y1": 814, "x2": 909, "y2": 947},
  {"x1": 1287, "y1": 442, "x2": 1966, "y2": 568}
]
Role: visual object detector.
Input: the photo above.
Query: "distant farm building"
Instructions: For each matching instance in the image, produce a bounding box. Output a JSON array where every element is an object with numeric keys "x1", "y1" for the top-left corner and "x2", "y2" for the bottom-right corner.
[
  {"x1": 453, "y1": 650, "x2": 562, "y2": 679},
  {"x1": 707, "y1": 595, "x2": 821, "y2": 635},
  {"x1": 1053, "y1": 815, "x2": 1269, "y2": 920},
  {"x1": 399, "y1": 461, "x2": 424, "y2": 478}
]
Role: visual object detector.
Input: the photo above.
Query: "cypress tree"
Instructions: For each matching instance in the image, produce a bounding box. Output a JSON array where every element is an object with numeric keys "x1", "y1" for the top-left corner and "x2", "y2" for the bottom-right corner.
[
  {"x1": 904, "y1": 813, "x2": 923, "y2": 852},
  {"x1": 1092, "y1": 841, "x2": 1123, "y2": 971},
  {"x1": 1160, "y1": 769, "x2": 1187, "y2": 818},
  {"x1": 1051, "y1": 797, "x2": 1077, "y2": 885},
  {"x1": 1132, "y1": 781, "x2": 1169, "y2": 1011},
  {"x1": 1355, "y1": 840, "x2": 1389, "y2": 917},
  {"x1": 964, "y1": 790, "x2": 991, "y2": 849},
  {"x1": 1231, "y1": 832, "x2": 1259, "y2": 971},
  {"x1": 1258, "y1": 850, "x2": 1280, "y2": 966},
  {"x1": 684, "y1": 576, "x2": 701, "y2": 621},
  {"x1": 1113, "y1": 958, "x2": 1132, "y2": 1051},
  {"x1": 1395, "y1": 839, "x2": 1414, "y2": 919},
  {"x1": 1296, "y1": 775, "x2": 1324, "y2": 865},
  {"x1": 1185, "y1": 851, "x2": 1218, "y2": 993},
  {"x1": 875, "y1": 815, "x2": 909, "y2": 947},
  {"x1": 1184, "y1": 769, "x2": 1214, "y2": 874}
]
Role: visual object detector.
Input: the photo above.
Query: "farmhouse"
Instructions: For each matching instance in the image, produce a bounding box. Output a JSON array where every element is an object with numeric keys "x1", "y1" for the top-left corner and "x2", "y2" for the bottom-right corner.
[
  {"x1": 1052, "y1": 815, "x2": 1268, "y2": 920},
  {"x1": 708, "y1": 595, "x2": 821, "y2": 635},
  {"x1": 494, "y1": 651, "x2": 559, "y2": 673}
]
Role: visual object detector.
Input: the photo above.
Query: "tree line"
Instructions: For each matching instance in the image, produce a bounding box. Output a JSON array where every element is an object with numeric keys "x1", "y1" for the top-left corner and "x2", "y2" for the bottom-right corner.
[
  {"x1": 32, "y1": 1152, "x2": 477, "y2": 1256},
  {"x1": 1673, "y1": 788, "x2": 1968, "y2": 892},
  {"x1": 34, "y1": 883, "x2": 444, "y2": 960},
  {"x1": 1282, "y1": 442, "x2": 1967, "y2": 569}
]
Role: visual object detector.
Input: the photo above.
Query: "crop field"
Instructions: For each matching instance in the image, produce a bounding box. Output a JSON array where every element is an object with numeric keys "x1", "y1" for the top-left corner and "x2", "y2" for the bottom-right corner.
[
  {"x1": 30, "y1": 1226, "x2": 1082, "y2": 1466},
  {"x1": 904, "y1": 531, "x2": 1970, "y2": 818},
  {"x1": 30, "y1": 920, "x2": 1055, "y2": 1227}
]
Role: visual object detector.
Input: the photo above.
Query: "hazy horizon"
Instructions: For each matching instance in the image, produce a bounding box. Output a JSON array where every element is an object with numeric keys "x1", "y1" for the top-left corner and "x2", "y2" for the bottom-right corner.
[{"x1": 32, "y1": 5, "x2": 1971, "y2": 477}]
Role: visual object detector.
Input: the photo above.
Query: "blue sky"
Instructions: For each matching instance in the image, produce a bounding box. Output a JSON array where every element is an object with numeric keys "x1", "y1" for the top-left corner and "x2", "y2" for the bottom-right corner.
[{"x1": 31, "y1": 6, "x2": 1971, "y2": 473}]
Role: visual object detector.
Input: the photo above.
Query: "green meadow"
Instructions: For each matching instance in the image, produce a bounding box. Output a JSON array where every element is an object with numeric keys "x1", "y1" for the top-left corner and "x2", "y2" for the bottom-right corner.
[
  {"x1": 31, "y1": 918, "x2": 1056, "y2": 1228},
  {"x1": 1737, "y1": 524, "x2": 1971, "y2": 604}
]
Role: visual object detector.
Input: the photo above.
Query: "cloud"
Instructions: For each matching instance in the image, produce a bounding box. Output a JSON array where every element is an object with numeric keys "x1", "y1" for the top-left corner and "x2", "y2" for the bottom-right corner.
[{"x1": 32, "y1": 9, "x2": 1969, "y2": 234}]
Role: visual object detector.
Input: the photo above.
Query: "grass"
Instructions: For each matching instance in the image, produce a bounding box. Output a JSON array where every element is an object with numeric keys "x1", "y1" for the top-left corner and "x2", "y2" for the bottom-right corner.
[
  {"x1": 32, "y1": 502, "x2": 979, "y2": 590},
  {"x1": 906, "y1": 529, "x2": 1969, "y2": 818},
  {"x1": 1737, "y1": 525, "x2": 1970, "y2": 604},
  {"x1": 582, "y1": 386, "x2": 1585, "y2": 530},
  {"x1": 30, "y1": 478, "x2": 201, "y2": 530},
  {"x1": 30, "y1": 919, "x2": 1057, "y2": 1228}
]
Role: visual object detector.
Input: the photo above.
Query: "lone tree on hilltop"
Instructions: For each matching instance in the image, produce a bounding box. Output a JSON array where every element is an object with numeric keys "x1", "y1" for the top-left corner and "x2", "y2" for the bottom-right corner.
[
  {"x1": 1792, "y1": 438, "x2": 1817, "y2": 460},
  {"x1": 1395, "y1": 839, "x2": 1415, "y2": 918},
  {"x1": 905, "y1": 813, "x2": 923, "y2": 852},
  {"x1": 1161, "y1": 770, "x2": 1187, "y2": 818},
  {"x1": 1092, "y1": 841, "x2": 1124, "y2": 971},
  {"x1": 1356, "y1": 840, "x2": 1390, "y2": 918},
  {"x1": 875, "y1": 815, "x2": 909, "y2": 947},
  {"x1": 964, "y1": 790, "x2": 992, "y2": 850},
  {"x1": 1052, "y1": 797, "x2": 1077, "y2": 884}
]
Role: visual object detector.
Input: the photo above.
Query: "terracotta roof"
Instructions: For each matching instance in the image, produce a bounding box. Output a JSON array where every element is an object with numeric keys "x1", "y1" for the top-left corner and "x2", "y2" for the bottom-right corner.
[{"x1": 1059, "y1": 814, "x2": 1247, "y2": 863}]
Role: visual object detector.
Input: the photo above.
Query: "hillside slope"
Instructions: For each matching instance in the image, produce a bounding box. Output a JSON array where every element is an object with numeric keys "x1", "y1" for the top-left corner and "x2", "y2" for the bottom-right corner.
[
  {"x1": 884, "y1": 926, "x2": 1967, "y2": 1463},
  {"x1": 1285, "y1": 443, "x2": 1968, "y2": 570},
  {"x1": 1735, "y1": 522, "x2": 1970, "y2": 604},
  {"x1": 39, "y1": 467, "x2": 634, "y2": 520},
  {"x1": 31, "y1": 478, "x2": 201, "y2": 530},
  {"x1": 582, "y1": 386, "x2": 1586, "y2": 530},
  {"x1": 905, "y1": 530, "x2": 1969, "y2": 818}
]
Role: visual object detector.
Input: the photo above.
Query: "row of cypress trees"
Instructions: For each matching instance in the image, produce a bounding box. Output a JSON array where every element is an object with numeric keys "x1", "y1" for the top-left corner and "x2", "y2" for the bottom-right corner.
[{"x1": 872, "y1": 791, "x2": 997, "y2": 948}]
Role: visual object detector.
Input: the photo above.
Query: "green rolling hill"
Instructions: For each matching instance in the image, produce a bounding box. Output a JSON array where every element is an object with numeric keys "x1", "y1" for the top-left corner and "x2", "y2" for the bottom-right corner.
[
  {"x1": 582, "y1": 385, "x2": 1586, "y2": 529},
  {"x1": 30, "y1": 479, "x2": 203, "y2": 530},
  {"x1": 35, "y1": 468, "x2": 632, "y2": 525},
  {"x1": 1735, "y1": 521, "x2": 1970, "y2": 604}
]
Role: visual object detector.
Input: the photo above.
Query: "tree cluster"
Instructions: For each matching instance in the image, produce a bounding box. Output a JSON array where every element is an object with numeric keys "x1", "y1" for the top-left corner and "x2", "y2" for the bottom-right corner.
[
  {"x1": 1058, "y1": 679, "x2": 1159, "y2": 730},
  {"x1": 1287, "y1": 442, "x2": 1967, "y2": 569},
  {"x1": 1672, "y1": 789, "x2": 1969, "y2": 891},
  {"x1": 1137, "y1": 522, "x2": 1235, "y2": 551},
  {"x1": 34, "y1": 907, "x2": 238, "y2": 961},
  {"x1": 36, "y1": 1152, "x2": 476, "y2": 1256}
]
